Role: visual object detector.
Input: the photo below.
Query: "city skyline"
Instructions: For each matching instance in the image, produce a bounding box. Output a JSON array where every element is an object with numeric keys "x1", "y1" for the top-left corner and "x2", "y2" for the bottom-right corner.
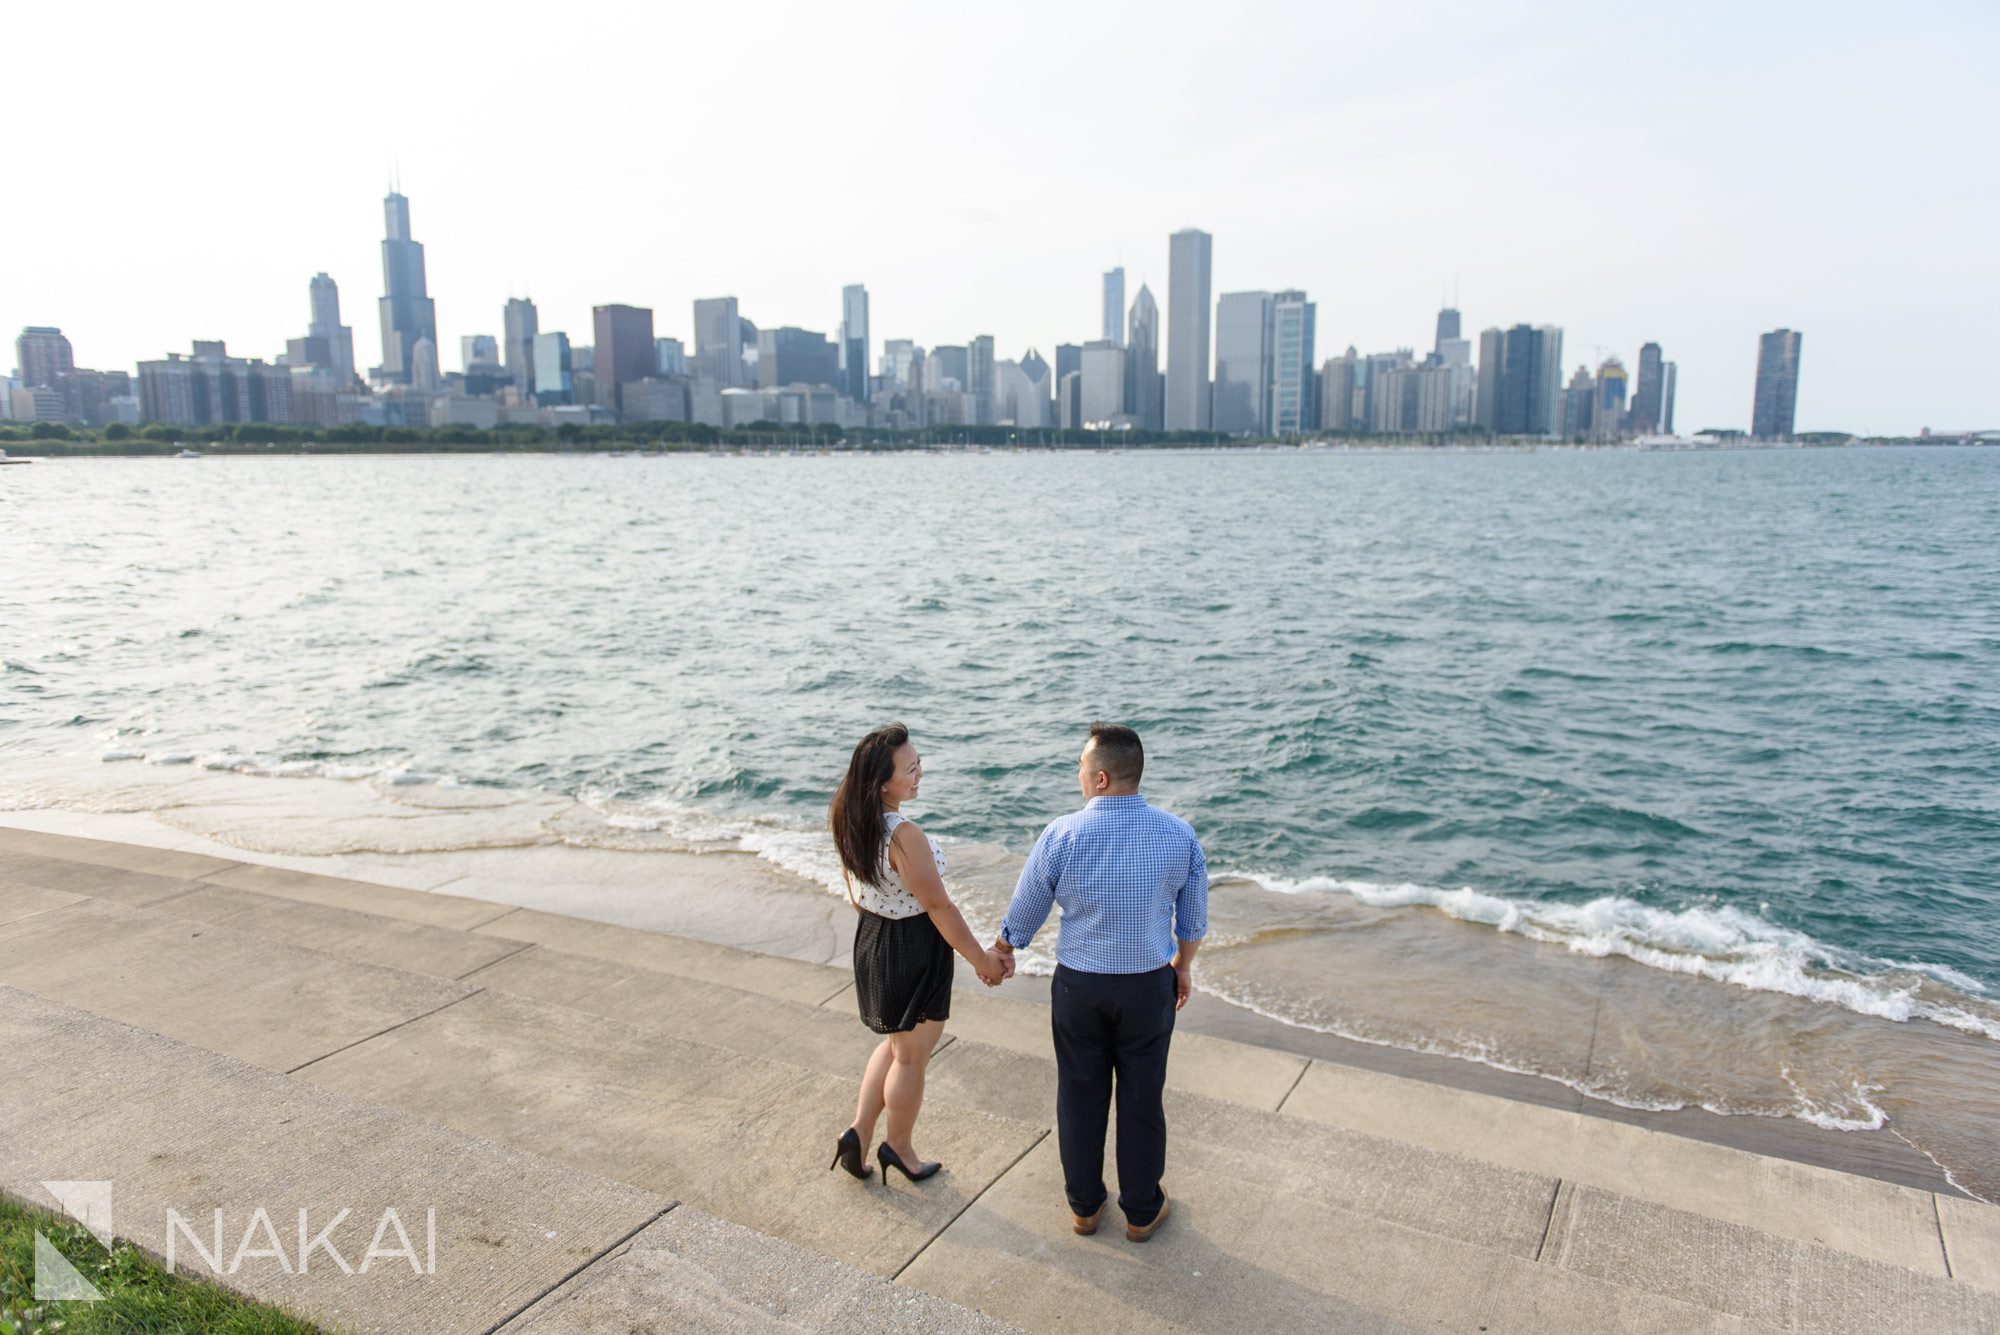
[{"x1": 3, "y1": 1, "x2": 1994, "y2": 435}]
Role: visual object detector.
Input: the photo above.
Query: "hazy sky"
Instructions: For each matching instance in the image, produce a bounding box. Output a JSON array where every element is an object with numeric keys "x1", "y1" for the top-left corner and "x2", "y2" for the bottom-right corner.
[{"x1": 7, "y1": 1, "x2": 1995, "y2": 434}]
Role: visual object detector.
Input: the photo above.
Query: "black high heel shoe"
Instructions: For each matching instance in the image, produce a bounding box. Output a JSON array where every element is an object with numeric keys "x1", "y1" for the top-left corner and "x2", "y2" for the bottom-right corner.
[
  {"x1": 876, "y1": 1143, "x2": 941, "y2": 1183},
  {"x1": 829, "y1": 1128, "x2": 872, "y2": 1179}
]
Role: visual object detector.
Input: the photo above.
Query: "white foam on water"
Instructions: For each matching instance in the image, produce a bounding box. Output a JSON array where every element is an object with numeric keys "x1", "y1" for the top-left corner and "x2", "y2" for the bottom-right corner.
[
  {"x1": 98, "y1": 750, "x2": 142, "y2": 763},
  {"x1": 1231, "y1": 870, "x2": 2000, "y2": 1043},
  {"x1": 145, "y1": 752, "x2": 196, "y2": 766}
]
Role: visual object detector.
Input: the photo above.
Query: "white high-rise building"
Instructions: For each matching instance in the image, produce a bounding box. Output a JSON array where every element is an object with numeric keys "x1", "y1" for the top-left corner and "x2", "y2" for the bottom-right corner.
[
  {"x1": 1127, "y1": 285, "x2": 1162, "y2": 431},
  {"x1": 1271, "y1": 290, "x2": 1317, "y2": 435},
  {"x1": 839, "y1": 284, "x2": 870, "y2": 403},
  {"x1": 1102, "y1": 267, "x2": 1125, "y2": 347},
  {"x1": 1166, "y1": 229, "x2": 1212, "y2": 431},
  {"x1": 1080, "y1": 340, "x2": 1127, "y2": 425},
  {"x1": 694, "y1": 297, "x2": 744, "y2": 388},
  {"x1": 1213, "y1": 291, "x2": 1274, "y2": 435},
  {"x1": 503, "y1": 297, "x2": 537, "y2": 397}
]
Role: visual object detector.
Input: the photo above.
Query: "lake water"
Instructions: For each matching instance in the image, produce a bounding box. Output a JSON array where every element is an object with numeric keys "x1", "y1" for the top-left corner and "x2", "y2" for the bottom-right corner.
[{"x1": 4, "y1": 446, "x2": 1996, "y2": 1197}]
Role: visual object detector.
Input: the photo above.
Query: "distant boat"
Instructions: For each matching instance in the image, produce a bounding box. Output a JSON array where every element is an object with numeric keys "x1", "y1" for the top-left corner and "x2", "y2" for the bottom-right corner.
[
  {"x1": 173, "y1": 449, "x2": 204, "y2": 458},
  {"x1": 0, "y1": 450, "x2": 30, "y2": 466}
]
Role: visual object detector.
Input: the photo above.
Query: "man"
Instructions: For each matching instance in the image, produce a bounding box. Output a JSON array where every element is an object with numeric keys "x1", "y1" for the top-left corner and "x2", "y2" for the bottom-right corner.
[{"x1": 993, "y1": 723, "x2": 1208, "y2": 1243}]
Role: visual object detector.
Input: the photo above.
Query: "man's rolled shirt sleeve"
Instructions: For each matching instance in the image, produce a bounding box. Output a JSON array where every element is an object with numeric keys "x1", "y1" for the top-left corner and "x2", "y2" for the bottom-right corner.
[
  {"x1": 1001, "y1": 825, "x2": 1062, "y2": 950},
  {"x1": 1175, "y1": 837, "x2": 1209, "y2": 942}
]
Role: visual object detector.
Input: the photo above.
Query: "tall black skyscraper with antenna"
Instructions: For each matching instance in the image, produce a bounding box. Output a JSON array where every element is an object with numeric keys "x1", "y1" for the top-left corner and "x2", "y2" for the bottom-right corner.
[{"x1": 375, "y1": 190, "x2": 438, "y2": 384}]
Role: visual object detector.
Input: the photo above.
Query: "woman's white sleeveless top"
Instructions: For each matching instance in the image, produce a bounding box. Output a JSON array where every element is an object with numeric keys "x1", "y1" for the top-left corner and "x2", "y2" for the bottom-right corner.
[{"x1": 852, "y1": 811, "x2": 946, "y2": 919}]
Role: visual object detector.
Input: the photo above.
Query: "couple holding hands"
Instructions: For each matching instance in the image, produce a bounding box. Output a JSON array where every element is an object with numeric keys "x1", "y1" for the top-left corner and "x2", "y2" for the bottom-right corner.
[{"x1": 828, "y1": 721, "x2": 1209, "y2": 1242}]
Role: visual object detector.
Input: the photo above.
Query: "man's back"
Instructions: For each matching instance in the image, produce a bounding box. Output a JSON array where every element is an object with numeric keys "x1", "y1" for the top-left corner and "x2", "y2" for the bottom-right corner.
[{"x1": 1010, "y1": 794, "x2": 1207, "y2": 974}]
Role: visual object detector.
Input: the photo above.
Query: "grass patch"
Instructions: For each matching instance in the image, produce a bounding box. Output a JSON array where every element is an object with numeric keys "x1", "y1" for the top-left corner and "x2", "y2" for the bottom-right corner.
[{"x1": 0, "y1": 1193, "x2": 322, "y2": 1333}]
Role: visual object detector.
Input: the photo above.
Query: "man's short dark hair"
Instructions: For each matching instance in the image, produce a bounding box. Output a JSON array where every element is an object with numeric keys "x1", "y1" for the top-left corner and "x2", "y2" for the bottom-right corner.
[{"x1": 1086, "y1": 723, "x2": 1144, "y2": 786}]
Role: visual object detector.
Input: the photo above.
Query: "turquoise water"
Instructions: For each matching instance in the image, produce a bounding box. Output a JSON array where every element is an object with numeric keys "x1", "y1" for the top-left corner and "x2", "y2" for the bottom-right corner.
[{"x1": 5, "y1": 448, "x2": 1998, "y2": 1189}]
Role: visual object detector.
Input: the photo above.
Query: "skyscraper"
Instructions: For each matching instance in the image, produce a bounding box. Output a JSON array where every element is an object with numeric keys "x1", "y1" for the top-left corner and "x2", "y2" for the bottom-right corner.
[
  {"x1": 460, "y1": 335, "x2": 500, "y2": 371},
  {"x1": 694, "y1": 298, "x2": 744, "y2": 388},
  {"x1": 16, "y1": 327, "x2": 73, "y2": 388},
  {"x1": 1213, "y1": 291, "x2": 1274, "y2": 435},
  {"x1": 967, "y1": 335, "x2": 996, "y2": 425},
  {"x1": 1629, "y1": 341, "x2": 1665, "y2": 434},
  {"x1": 374, "y1": 192, "x2": 438, "y2": 384},
  {"x1": 1474, "y1": 328, "x2": 1503, "y2": 431},
  {"x1": 1271, "y1": 290, "x2": 1317, "y2": 435},
  {"x1": 1126, "y1": 285, "x2": 1162, "y2": 431},
  {"x1": 1435, "y1": 307, "x2": 1461, "y2": 353},
  {"x1": 594, "y1": 304, "x2": 655, "y2": 416},
  {"x1": 1102, "y1": 267, "x2": 1125, "y2": 347},
  {"x1": 756, "y1": 327, "x2": 839, "y2": 389},
  {"x1": 1166, "y1": 229, "x2": 1212, "y2": 431},
  {"x1": 1004, "y1": 348, "x2": 1052, "y2": 427},
  {"x1": 1489, "y1": 324, "x2": 1564, "y2": 436},
  {"x1": 1593, "y1": 357, "x2": 1628, "y2": 442},
  {"x1": 1752, "y1": 329, "x2": 1803, "y2": 440},
  {"x1": 1562, "y1": 366, "x2": 1594, "y2": 439},
  {"x1": 1320, "y1": 348, "x2": 1361, "y2": 433},
  {"x1": 532, "y1": 332, "x2": 572, "y2": 406},
  {"x1": 504, "y1": 298, "x2": 538, "y2": 398},
  {"x1": 1054, "y1": 343, "x2": 1082, "y2": 389},
  {"x1": 1080, "y1": 341, "x2": 1127, "y2": 425},
  {"x1": 1662, "y1": 362, "x2": 1678, "y2": 434},
  {"x1": 840, "y1": 284, "x2": 870, "y2": 403},
  {"x1": 308, "y1": 274, "x2": 356, "y2": 384},
  {"x1": 929, "y1": 345, "x2": 968, "y2": 389}
]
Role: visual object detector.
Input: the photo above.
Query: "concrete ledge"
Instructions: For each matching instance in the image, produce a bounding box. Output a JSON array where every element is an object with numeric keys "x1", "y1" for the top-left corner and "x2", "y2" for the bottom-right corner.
[
  {"x1": 924, "y1": 1040, "x2": 1557, "y2": 1257},
  {"x1": 900, "y1": 1135, "x2": 1758, "y2": 1334},
  {"x1": 0, "y1": 825, "x2": 241, "y2": 880},
  {"x1": 148, "y1": 882, "x2": 530, "y2": 980},
  {"x1": 1280, "y1": 1060, "x2": 1953, "y2": 1275},
  {"x1": 1, "y1": 984, "x2": 672, "y2": 1335},
  {"x1": 1938, "y1": 1194, "x2": 2000, "y2": 1290},
  {"x1": 0, "y1": 896, "x2": 474, "y2": 1071},
  {"x1": 469, "y1": 943, "x2": 891, "y2": 1078},
  {"x1": 200, "y1": 860, "x2": 519, "y2": 931},
  {"x1": 297, "y1": 986, "x2": 1049, "y2": 1277},
  {"x1": 500, "y1": 1207, "x2": 1019, "y2": 1333},
  {"x1": 0, "y1": 880, "x2": 84, "y2": 927},
  {"x1": 1544, "y1": 1183, "x2": 2000, "y2": 1333},
  {"x1": 472, "y1": 906, "x2": 849, "y2": 1007},
  {"x1": 0, "y1": 847, "x2": 208, "y2": 907}
]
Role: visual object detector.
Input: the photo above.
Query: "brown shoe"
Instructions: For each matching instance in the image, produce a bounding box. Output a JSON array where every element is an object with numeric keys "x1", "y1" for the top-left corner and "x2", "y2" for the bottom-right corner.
[
  {"x1": 1071, "y1": 1206, "x2": 1101, "y2": 1236},
  {"x1": 1125, "y1": 1190, "x2": 1171, "y2": 1242}
]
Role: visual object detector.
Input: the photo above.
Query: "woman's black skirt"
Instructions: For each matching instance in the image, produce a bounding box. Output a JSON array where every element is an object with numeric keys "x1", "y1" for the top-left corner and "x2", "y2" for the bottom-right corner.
[{"x1": 853, "y1": 908, "x2": 954, "y2": 1034}]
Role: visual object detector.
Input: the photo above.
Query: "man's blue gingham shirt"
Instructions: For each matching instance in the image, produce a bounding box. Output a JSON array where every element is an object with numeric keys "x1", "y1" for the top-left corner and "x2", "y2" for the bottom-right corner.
[{"x1": 1000, "y1": 794, "x2": 1209, "y2": 973}]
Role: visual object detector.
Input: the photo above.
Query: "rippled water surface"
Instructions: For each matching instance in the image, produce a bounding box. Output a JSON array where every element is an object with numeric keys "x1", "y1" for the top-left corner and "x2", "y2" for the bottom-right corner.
[{"x1": 5, "y1": 448, "x2": 1998, "y2": 1192}]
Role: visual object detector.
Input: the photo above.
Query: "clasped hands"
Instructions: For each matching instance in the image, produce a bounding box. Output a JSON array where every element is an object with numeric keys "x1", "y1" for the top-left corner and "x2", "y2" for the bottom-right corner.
[{"x1": 974, "y1": 940, "x2": 1017, "y2": 987}]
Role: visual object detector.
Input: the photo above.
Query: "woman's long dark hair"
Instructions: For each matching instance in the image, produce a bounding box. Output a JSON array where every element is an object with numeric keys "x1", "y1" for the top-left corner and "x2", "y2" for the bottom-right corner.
[{"x1": 830, "y1": 723, "x2": 908, "y2": 892}]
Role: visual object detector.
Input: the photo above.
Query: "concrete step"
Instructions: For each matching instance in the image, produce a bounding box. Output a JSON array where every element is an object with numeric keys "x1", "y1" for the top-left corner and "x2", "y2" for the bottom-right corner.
[
  {"x1": 0, "y1": 823, "x2": 241, "y2": 880},
  {"x1": 292, "y1": 983, "x2": 1049, "y2": 1279},
  {"x1": 498, "y1": 1207, "x2": 1019, "y2": 1333},
  {"x1": 1279, "y1": 1056, "x2": 1969, "y2": 1279},
  {"x1": 902, "y1": 1131, "x2": 1767, "y2": 1335},
  {"x1": 146, "y1": 879, "x2": 531, "y2": 981},
  {"x1": 471, "y1": 902, "x2": 854, "y2": 1007},
  {"x1": 2, "y1": 983, "x2": 670, "y2": 1335},
  {"x1": 1543, "y1": 1183, "x2": 2000, "y2": 1333},
  {"x1": 0, "y1": 889, "x2": 474, "y2": 1072}
]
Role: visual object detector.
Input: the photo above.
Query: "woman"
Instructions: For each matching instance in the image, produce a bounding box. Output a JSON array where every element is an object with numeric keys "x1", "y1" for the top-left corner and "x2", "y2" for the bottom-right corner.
[{"x1": 828, "y1": 723, "x2": 1009, "y2": 1185}]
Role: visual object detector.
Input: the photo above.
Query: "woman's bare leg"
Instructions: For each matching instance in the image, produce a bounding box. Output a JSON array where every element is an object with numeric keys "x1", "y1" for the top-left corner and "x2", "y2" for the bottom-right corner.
[
  {"x1": 883, "y1": 1019, "x2": 945, "y2": 1161},
  {"x1": 851, "y1": 1037, "x2": 893, "y2": 1143}
]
